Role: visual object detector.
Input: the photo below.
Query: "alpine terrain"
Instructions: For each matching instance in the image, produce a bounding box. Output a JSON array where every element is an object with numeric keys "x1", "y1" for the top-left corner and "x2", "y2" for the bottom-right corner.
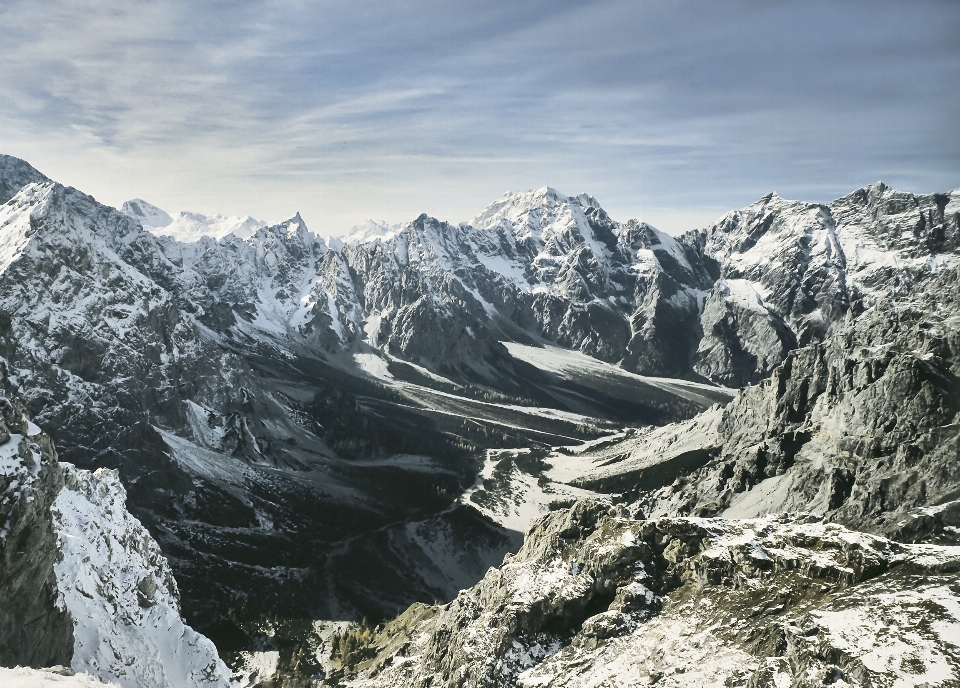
[{"x1": 0, "y1": 151, "x2": 957, "y2": 686}]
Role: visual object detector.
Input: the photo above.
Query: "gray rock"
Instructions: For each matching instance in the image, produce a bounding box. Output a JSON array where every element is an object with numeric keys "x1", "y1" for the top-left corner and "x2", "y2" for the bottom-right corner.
[
  {"x1": 640, "y1": 264, "x2": 960, "y2": 539},
  {"x1": 346, "y1": 501, "x2": 960, "y2": 687},
  {"x1": 0, "y1": 378, "x2": 73, "y2": 669}
]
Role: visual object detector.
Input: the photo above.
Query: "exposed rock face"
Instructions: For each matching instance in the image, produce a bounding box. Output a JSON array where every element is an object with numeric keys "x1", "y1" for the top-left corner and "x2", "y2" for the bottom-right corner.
[
  {"x1": 639, "y1": 265, "x2": 960, "y2": 538},
  {"x1": 0, "y1": 155, "x2": 49, "y2": 205},
  {"x1": 0, "y1": 385, "x2": 73, "y2": 669},
  {"x1": 831, "y1": 182, "x2": 960, "y2": 297},
  {"x1": 691, "y1": 185, "x2": 960, "y2": 386},
  {"x1": 692, "y1": 278, "x2": 796, "y2": 387},
  {"x1": 0, "y1": 375, "x2": 229, "y2": 687},
  {"x1": 346, "y1": 500, "x2": 960, "y2": 687}
]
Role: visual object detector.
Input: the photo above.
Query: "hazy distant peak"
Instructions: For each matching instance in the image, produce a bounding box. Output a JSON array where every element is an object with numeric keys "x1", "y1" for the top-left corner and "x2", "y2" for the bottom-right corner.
[
  {"x1": 121, "y1": 198, "x2": 173, "y2": 228},
  {"x1": 120, "y1": 199, "x2": 267, "y2": 242},
  {"x1": 341, "y1": 218, "x2": 403, "y2": 245}
]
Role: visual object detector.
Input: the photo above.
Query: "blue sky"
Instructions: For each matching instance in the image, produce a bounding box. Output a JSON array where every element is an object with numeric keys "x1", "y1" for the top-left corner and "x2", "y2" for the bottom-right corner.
[{"x1": 1, "y1": 0, "x2": 958, "y2": 236}]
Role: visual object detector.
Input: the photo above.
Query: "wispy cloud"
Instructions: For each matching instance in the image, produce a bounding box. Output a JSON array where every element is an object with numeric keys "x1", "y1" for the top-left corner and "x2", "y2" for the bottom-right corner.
[{"x1": 0, "y1": 0, "x2": 957, "y2": 235}]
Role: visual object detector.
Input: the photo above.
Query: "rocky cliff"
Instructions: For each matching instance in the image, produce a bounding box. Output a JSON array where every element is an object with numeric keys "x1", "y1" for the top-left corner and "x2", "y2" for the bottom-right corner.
[
  {"x1": 0, "y1": 371, "x2": 230, "y2": 687},
  {"x1": 344, "y1": 500, "x2": 960, "y2": 687},
  {"x1": 0, "y1": 382, "x2": 72, "y2": 668},
  {"x1": 636, "y1": 263, "x2": 960, "y2": 541}
]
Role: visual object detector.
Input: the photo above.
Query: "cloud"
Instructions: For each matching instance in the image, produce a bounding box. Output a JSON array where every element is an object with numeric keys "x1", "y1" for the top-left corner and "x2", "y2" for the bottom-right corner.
[{"x1": 0, "y1": 0, "x2": 957, "y2": 235}]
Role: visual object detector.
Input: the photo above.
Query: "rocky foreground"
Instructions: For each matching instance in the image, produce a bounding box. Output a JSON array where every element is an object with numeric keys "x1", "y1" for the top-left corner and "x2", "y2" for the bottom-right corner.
[
  {"x1": 343, "y1": 500, "x2": 960, "y2": 687},
  {"x1": 0, "y1": 378, "x2": 230, "y2": 687}
]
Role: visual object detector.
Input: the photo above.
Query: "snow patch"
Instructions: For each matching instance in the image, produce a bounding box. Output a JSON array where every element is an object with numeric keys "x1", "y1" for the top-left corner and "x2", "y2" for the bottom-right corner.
[{"x1": 52, "y1": 465, "x2": 231, "y2": 688}]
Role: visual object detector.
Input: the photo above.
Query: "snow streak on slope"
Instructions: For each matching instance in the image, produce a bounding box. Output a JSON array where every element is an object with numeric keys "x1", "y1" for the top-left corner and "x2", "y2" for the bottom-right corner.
[
  {"x1": 545, "y1": 407, "x2": 723, "y2": 488},
  {"x1": 464, "y1": 448, "x2": 601, "y2": 533},
  {"x1": 829, "y1": 182, "x2": 960, "y2": 297},
  {"x1": 463, "y1": 407, "x2": 724, "y2": 535},
  {"x1": 502, "y1": 341, "x2": 733, "y2": 407},
  {"x1": 0, "y1": 182, "x2": 53, "y2": 273},
  {"x1": 52, "y1": 466, "x2": 231, "y2": 688}
]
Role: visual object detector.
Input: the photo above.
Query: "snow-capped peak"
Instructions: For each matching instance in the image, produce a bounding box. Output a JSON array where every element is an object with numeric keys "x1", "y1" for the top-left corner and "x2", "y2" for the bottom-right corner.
[
  {"x1": 470, "y1": 186, "x2": 588, "y2": 231},
  {"x1": 249, "y1": 212, "x2": 325, "y2": 250},
  {"x1": 282, "y1": 212, "x2": 308, "y2": 238},
  {"x1": 121, "y1": 199, "x2": 266, "y2": 242},
  {"x1": 121, "y1": 199, "x2": 173, "y2": 229},
  {"x1": 574, "y1": 192, "x2": 603, "y2": 210},
  {"x1": 340, "y1": 219, "x2": 403, "y2": 245}
]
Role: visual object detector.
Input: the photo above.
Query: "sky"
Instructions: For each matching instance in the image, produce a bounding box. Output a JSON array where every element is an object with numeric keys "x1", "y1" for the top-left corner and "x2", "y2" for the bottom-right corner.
[{"x1": 1, "y1": 0, "x2": 958, "y2": 237}]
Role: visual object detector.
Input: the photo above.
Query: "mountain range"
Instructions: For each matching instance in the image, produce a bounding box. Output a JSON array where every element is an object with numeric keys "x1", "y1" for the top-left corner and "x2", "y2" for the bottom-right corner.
[{"x1": 0, "y1": 152, "x2": 957, "y2": 686}]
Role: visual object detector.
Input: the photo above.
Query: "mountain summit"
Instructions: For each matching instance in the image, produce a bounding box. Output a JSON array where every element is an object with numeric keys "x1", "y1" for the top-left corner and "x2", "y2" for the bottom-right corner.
[{"x1": 0, "y1": 153, "x2": 958, "y2": 685}]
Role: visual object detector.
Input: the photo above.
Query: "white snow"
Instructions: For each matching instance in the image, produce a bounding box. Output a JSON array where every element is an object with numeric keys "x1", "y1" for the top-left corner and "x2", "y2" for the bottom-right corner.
[
  {"x1": 354, "y1": 352, "x2": 394, "y2": 381},
  {"x1": 0, "y1": 667, "x2": 119, "y2": 687},
  {"x1": 341, "y1": 219, "x2": 403, "y2": 245},
  {"x1": 120, "y1": 199, "x2": 172, "y2": 229},
  {"x1": 0, "y1": 182, "x2": 56, "y2": 274},
  {"x1": 52, "y1": 465, "x2": 231, "y2": 688},
  {"x1": 502, "y1": 341, "x2": 734, "y2": 407},
  {"x1": 463, "y1": 448, "x2": 601, "y2": 533},
  {"x1": 122, "y1": 200, "x2": 267, "y2": 242},
  {"x1": 717, "y1": 278, "x2": 769, "y2": 313},
  {"x1": 232, "y1": 650, "x2": 280, "y2": 687}
]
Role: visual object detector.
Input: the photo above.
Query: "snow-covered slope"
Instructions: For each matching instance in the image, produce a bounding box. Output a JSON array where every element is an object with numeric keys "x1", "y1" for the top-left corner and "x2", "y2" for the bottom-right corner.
[
  {"x1": 0, "y1": 667, "x2": 119, "y2": 687},
  {"x1": 53, "y1": 465, "x2": 231, "y2": 687},
  {"x1": 830, "y1": 181, "x2": 960, "y2": 297},
  {"x1": 120, "y1": 199, "x2": 173, "y2": 229},
  {"x1": 121, "y1": 198, "x2": 266, "y2": 241},
  {"x1": 0, "y1": 380, "x2": 229, "y2": 687},
  {"x1": 340, "y1": 219, "x2": 403, "y2": 245}
]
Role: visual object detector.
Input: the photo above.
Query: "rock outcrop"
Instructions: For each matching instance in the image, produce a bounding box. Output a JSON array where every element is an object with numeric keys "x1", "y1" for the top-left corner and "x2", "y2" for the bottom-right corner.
[
  {"x1": 345, "y1": 500, "x2": 960, "y2": 687},
  {"x1": 638, "y1": 264, "x2": 960, "y2": 539},
  {"x1": 0, "y1": 372, "x2": 230, "y2": 687},
  {"x1": 0, "y1": 384, "x2": 73, "y2": 668}
]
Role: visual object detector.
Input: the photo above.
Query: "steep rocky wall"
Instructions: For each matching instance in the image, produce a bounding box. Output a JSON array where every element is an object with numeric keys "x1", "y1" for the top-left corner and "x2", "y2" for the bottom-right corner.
[
  {"x1": 640, "y1": 265, "x2": 960, "y2": 538},
  {"x1": 0, "y1": 381, "x2": 74, "y2": 668},
  {"x1": 0, "y1": 370, "x2": 230, "y2": 686}
]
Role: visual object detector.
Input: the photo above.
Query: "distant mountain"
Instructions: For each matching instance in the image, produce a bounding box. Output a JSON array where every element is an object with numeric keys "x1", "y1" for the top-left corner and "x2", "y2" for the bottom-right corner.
[
  {"x1": 121, "y1": 197, "x2": 266, "y2": 241},
  {"x1": 121, "y1": 198, "x2": 174, "y2": 229},
  {"x1": 1, "y1": 152, "x2": 958, "y2": 684},
  {"x1": 339, "y1": 218, "x2": 403, "y2": 245}
]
